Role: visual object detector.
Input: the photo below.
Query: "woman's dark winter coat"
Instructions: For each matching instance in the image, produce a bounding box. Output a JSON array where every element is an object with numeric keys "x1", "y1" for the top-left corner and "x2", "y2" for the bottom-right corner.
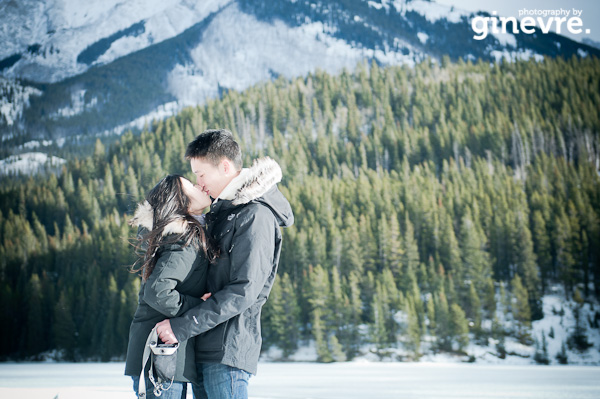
[{"x1": 124, "y1": 202, "x2": 208, "y2": 383}]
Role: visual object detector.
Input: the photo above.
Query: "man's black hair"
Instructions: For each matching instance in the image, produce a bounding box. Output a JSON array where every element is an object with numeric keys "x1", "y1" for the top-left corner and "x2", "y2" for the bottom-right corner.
[{"x1": 185, "y1": 129, "x2": 243, "y2": 170}]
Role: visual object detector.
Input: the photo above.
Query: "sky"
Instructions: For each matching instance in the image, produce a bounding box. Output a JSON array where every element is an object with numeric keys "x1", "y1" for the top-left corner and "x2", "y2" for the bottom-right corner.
[{"x1": 435, "y1": 0, "x2": 600, "y2": 44}]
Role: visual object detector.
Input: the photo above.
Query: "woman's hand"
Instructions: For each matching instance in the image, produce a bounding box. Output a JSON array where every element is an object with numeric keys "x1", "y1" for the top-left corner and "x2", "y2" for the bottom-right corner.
[{"x1": 201, "y1": 292, "x2": 212, "y2": 301}]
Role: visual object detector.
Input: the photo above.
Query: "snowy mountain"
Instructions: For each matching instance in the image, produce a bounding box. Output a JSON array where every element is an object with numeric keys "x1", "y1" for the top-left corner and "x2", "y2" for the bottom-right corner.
[
  {"x1": 0, "y1": 0, "x2": 232, "y2": 83},
  {"x1": 1, "y1": 0, "x2": 599, "y2": 146}
]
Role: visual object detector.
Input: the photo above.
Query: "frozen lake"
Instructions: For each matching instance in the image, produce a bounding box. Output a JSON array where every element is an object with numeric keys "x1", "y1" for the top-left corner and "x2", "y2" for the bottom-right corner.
[{"x1": 0, "y1": 361, "x2": 599, "y2": 399}]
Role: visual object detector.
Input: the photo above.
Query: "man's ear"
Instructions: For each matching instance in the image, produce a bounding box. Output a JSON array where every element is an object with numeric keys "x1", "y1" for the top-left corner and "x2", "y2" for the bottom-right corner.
[{"x1": 220, "y1": 159, "x2": 232, "y2": 175}]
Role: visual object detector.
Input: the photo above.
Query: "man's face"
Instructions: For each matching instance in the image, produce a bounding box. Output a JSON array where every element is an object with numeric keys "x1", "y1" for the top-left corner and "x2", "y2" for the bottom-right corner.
[{"x1": 190, "y1": 157, "x2": 231, "y2": 199}]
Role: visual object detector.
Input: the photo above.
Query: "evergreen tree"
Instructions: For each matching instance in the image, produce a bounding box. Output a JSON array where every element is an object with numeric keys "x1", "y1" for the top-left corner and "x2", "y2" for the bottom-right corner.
[
  {"x1": 434, "y1": 288, "x2": 452, "y2": 351},
  {"x1": 531, "y1": 210, "x2": 551, "y2": 293},
  {"x1": 380, "y1": 212, "x2": 403, "y2": 277},
  {"x1": 459, "y1": 208, "x2": 490, "y2": 291},
  {"x1": 438, "y1": 211, "x2": 461, "y2": 279},
  {"x1": 556, "y1": 341, "x2": 568, "y2": 364},
  {"x1": 262, "y1": 271, "x2": 285, "y2": 351},
  {"x1": 450, "y1": 303, "x2": 470, "y2": 352},
  {"x1": 483, "y1": 278, "x2": 497, "y2": 319},
  {"x1": 404, "y1": 296, "x2": 422, "y2": 358},
  {"x1": 328, "y1": 334, "x2": 347, "y2": 362},
  {"x1": 313, "y1": 308, "x2": 332, "y2": 363},
  {"x1": 53, "y1": 291, "x2": 76, "y2": 360},
  {"x1": 554, "y1": 208, "x2": 576, "y2": 294},
  {"x1": 370, "y1": 281, "x2": 391, "y2": 350},
  {"x1": 340, "y1": 216, "x2": 364, "y2": 277},
  {"x1": 345, "y1": 271, "x2": 363, "y2": 358},
  {"x1": 567, "y1": 306, "x2": 592, "y2": 351},
  {"x1": 513, "y1": 211, "x2": 542, "y2": 320},
  {"x1": 534, "y1": 333, "x2": 550, "y2": 365},
  {"x1": 466, "y1": 282, "x2": 482, "y2": 333},
  {"x1": 511, "y1": 274, "x2": 532, "y2": 344},
  {"x1": 401, "y1": 213, "x2": 420, "y2": 292},
  {"x1": 426, "y1": 294, "x2": 436, "y2": 334},
  {"x1": 100, "y1": 274, "x2": 119, "y2": 361},
  {"x1": 25, "y1": 274, "x2": 46, "y2": 358},
  {"x1": 263, "y1": 273, "x2": 300, "y2": 358}
]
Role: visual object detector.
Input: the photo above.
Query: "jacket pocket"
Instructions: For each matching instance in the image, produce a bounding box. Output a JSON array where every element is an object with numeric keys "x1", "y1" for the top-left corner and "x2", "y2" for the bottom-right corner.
[{"x1": 195, "y1": 320, "x2": 228, "y2": 351}]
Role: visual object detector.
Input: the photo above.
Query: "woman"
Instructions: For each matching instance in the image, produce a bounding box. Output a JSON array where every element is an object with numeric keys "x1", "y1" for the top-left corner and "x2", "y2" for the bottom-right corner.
[{"x1": 124, "y1": 175, "x2": 218, "y2": 399}]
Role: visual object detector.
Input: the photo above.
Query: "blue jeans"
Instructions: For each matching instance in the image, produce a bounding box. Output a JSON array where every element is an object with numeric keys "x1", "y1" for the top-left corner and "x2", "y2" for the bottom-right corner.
[
  {"x1": 131, "y1": 375, "x2": 187, "y2": 399},
  {"x1": 192, "y1": 364, "x2": 251, "y2": 399}
]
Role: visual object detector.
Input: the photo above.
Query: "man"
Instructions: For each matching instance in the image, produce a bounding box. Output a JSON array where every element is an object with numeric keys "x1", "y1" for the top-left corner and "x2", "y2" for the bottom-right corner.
[{"x1": 155, "y1": 129, "x2": 294, "y2": 399}]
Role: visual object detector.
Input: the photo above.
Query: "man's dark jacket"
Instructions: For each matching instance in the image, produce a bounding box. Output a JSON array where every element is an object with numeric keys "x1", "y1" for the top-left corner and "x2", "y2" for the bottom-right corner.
[{"x1": 170, "y1": 157, "x2": 294, "y2": 375}]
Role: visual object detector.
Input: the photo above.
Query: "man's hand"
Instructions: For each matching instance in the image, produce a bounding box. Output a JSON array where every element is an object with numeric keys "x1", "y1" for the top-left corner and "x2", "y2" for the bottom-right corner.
[
  {"x1": 201, "y1": 292, "x2": 212, "y2": 301},
  {"x1": 155, "y1": 294, "x2": 209, "y2": 344},
  {"x1": 155, "y1": 319, "x2": 178, "y2": 345}
]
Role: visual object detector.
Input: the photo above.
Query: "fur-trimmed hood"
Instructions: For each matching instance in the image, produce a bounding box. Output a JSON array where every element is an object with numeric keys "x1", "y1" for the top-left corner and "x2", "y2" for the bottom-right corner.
[
  {"x1": 129, "y1": 201, "x2": 189, "y2": 236},
  {"x1": 214, "y1": 157, "x2": 293, "y2": 228},
  {"x1": 218, "y1": 157, "x2": 283, "y2": 206}
]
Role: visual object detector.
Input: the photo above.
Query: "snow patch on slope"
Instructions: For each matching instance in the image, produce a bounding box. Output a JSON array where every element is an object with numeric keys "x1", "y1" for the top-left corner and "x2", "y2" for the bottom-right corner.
[
  {"x1": 393, "y1": 0, "x2": 470, "y2": 24},
  {"x1": 50, "y1": 89, "x2": 98, "y2": 119},
  {"x1": 105, "y1": 101, "x2": 181, "y2": 135},
  {"x1": 0, "y1": 152, "x2": 66, "y2": 175},
  {"x1": 492, "y1": 31, "x2": 517, "y2": 48},
  {"x1": 577, "y1": 48, "x2": 589, "y2": 58},
  {"x1": 0, "y1": 78, "x2": 42, "y2": 127},
  {"x1": 491, "y1": 49, "x2": 544, "y2": 62},
  {"x1": 19, "y1": 139, "x2": 65, "y2": 150}
]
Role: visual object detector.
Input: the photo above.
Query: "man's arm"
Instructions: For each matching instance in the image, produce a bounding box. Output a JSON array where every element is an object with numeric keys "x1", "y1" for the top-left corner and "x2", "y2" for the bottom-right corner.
[{"x1": 158, "y1": 206, "x2": 276, "y2": 344}]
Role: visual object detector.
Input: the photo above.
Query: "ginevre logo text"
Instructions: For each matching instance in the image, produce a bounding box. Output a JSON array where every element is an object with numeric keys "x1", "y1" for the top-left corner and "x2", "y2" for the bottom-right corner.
[{"x1": 472, "y1": 8, "x2": 590, "y2": 40}]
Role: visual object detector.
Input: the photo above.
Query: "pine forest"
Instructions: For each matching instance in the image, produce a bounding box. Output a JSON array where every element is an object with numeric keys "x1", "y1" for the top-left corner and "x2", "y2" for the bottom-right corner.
[{"x1": 0, "y1": 56, "x2": 599, "y2": 362}]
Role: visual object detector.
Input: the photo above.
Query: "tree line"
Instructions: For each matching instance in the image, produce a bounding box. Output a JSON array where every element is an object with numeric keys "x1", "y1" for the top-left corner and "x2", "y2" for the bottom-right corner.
[{"x1": 0, "y1": 55, "x2": 598, "y2": 361}]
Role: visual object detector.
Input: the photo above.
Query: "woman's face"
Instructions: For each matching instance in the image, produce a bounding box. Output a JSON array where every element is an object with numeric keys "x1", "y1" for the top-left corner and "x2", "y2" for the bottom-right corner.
[{"x1": 180, "y1": 177, "x2": 211, "y2": 215}]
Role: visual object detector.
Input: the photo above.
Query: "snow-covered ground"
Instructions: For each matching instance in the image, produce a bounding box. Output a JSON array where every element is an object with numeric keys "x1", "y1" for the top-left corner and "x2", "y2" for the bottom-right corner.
[
  {"x1": 0, "y1": 361, "x2": 599, "y2": 399},
  {"x1": 530, "y1": 293, "x2": 600, "y2": 365},
  {"x1": 262, "y1": 291, "x2": 600, "y2": 366}
]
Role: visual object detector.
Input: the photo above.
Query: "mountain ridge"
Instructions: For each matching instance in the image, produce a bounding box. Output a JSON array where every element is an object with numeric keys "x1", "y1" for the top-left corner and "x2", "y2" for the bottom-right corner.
[{"x1": 1, "y1": 0, "x2": 599, "y2": 149}]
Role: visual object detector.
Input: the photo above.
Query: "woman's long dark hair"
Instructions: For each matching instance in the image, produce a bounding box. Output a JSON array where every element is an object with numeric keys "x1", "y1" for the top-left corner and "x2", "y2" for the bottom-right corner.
[{"x1": 130, "y1": 175, "x2": 218, "y2": 281}]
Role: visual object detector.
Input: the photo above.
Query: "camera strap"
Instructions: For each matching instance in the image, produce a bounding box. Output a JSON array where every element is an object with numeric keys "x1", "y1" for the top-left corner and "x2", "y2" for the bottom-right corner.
[{"x1": 138, "y1": 327, "x2": 178, "y2": 397}]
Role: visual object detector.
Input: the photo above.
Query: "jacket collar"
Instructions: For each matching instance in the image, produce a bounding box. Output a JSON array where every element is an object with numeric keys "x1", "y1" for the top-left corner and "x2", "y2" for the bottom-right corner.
[
  {"x1": 215, "y1": 157, "x2": 282, "y2": 206},
  {"x1": 129, "y1": 201, "x2": 188, "y2": 236}
]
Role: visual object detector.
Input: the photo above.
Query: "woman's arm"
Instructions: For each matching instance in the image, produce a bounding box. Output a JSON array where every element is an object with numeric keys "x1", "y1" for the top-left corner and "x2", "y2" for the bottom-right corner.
[{"x1": 143, "y1": 243, "x2": 204, "y2": 317}]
